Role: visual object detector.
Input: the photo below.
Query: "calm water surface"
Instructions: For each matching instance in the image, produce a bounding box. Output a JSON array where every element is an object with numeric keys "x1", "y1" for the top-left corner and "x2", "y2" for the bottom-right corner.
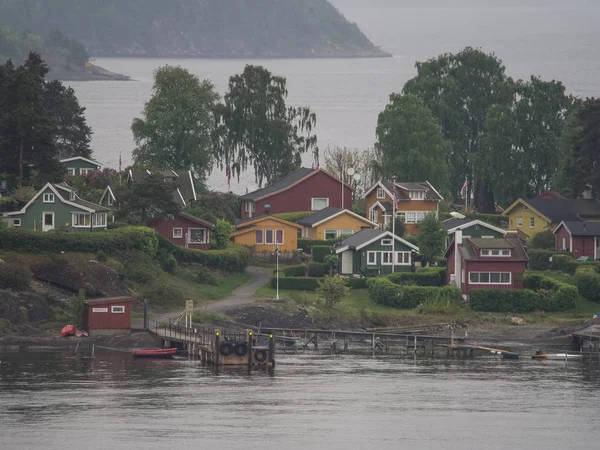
[{"x1": 1, "y1": 349, "x2": 599, "y2": 449}]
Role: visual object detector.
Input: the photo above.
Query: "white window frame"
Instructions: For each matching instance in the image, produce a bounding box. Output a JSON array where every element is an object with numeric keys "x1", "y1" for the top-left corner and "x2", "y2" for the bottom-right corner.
[
  {"x1": 469, "y1": 272, "x2": 512, "y2": 285},
  {"x1": 381, "y1": 238, "x2": 393, "y2": 246},
  {"x1": 311, "y1": 197, "x2": 329, "y2": 211},
  {"x1": 72, "y1": 213, "x2": 91, "y2": 227},
  {"x1": 67, "y1": 168, "x2": 75, "y2": 176},
  {"x1": 562, "y1": 237, "x2": 567, "y2": 251},
  {"x1": 13, "y1": 218, "x2": 21, "y2": 227},
  {"x1": 369, "y1": 209, "x2": 378, "y2": 222},
  {"x1": 255, "y1": 229, "x2": 264, "y2": 245},
  {"x1": 340, "y1": 229, "x2": 353, "y2": 237},
  {"x1": 517, "y1": 216, "x2": 523, "y2": 227},
  {"x1": 376, "y1": 188, "x2": 385, "y2": 199},
  {"x1": 501, "y1": 250, "x2": 511, "y2": 256},
  {"x1": 396, "y1": 251, "x2": 411, "y2": 265},
  {"x1": 324, "y1": 229, "x2": 338, "y2": 240},
  {"x1": 107, "y1": 195, "x2": 113, "y2": 206},
  {"x1": 92, "y1": 213, "x2": 107, "y2": 228},
  {"x1": 405, "y1": 212, "x2": 416, "y2": 224},
  {"x1": 381, "y1": 251, "x2": 393, "y2": 265},
  {"x1": 409, "y1": 190, "x2": 425, "y2": 200},
  {"x1": 529, "y1": 217, "x2": 535, "y2": 228},
  {"x1": 480, "y1": 249, "x2": 511, "y2": 257},
  {"x1": 43, "y1": 193, "x2": 55, "y2": 203},
  {"x1": 173, "y1": 227, "x2": 183, "y2": 239},
  {"x1": 80, "y1": 168, "x2": 93, "y2": 175},
  {"x1": 188, "y1": 228, "x2": 207, "y2": 244},
  {"x1": 111, "y1": 305, "x2": 125, "y2": 314},
  {"x1": 265, "y1": 229, "x2": 274, "y2": 245},
  {"x1": 416, "y1": 212, "x2": 425, "y2": 222},
  {"x1": 367, "y1": 251, "x2": 377, "y2": 265},
  {"x1": 275, "y1": 229, "x2": 284, "y2": 245},
  {"x1": 245, "y1": 201, "x2": 256, "y2": 212}
]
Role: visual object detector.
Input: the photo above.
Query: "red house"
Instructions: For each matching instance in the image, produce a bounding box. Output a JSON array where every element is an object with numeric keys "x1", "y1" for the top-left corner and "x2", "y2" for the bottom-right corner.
[
  {"x1": 554, "y1": 221, "x2": 600, "y2": 259},
  {"x1": 151, "y1": 212, "x2": 215, "y2": 250},
  {"x1": 445, "y1": 229, "x2": 529, "y2": 296},
  {"x1": 84, "y1": 296, "x2": 135, "y2": 335},
  {"x1": 239, "y1": 168, "x2": 353, "y2": 219}
]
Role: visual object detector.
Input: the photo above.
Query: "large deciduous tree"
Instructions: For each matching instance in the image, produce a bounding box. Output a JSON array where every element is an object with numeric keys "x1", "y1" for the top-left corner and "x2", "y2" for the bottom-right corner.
[
  {"x1": 213, "y1": 65, "x2": 318, "y2": 188},
  {"x1": 403, "y1": 47, "x2": 508, "y2": 212},
  {"x1": 374, "y1": 93, "x2": 450, "y2": 192},
  {"x1": 132, "y1": 65, "x2": 219, "y2": 185},
  {"x1": 323, "y1": 146, "x2": 376, "y2": 199},
  {"x1": 416, "y1": 213, "x2": 445, "y2": 266}
]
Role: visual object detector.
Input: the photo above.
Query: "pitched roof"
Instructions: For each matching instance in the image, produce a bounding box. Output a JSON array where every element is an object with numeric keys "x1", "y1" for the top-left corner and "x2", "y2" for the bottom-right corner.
[
  {"x1": 297, "y1": 207, "x2": 377, "y2": 228},
  {"x1": 234, "y1": 214, "x2": 303, "y2": 232},
  {"x1": 59, "y1": 156, "x2": 102, "y2": 167},
  {"x1": 177, "y1": 212, "x2": 215, "y2": 229},
  {"x1": 334, "y1": 229, "x2": 419, "y2": 253},
  {"x1": 457, "y1": 237, "x2": 529, "y2": 262},
  {"x1": 534, "y1": 190, "x2": 566, "y2": 200},
  {"x1": 442, "y1": 218, "x2": 471, "y2": 231},
  {"x1": 446, "y1": 219, "x2": 507, "y2": 236},
  {"x1": 555, "y1": 221, "x2": 600, "y2": 236},
  {"x1": 240, "y1": 168, "x2": 328, "y2": 201},
  {"x1": 526, "y1": 199, "x2": 600, "y2": 222},
  {"x1": 365, "y1": 180, "x2": 443, "y2": 201}
]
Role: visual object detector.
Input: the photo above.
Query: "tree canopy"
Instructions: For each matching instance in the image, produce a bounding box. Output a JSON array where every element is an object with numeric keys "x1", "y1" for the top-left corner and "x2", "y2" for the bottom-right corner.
[
  {"x1": 416, "y1": 213, "x2": 446, "y2": 266},
  {"x1": 132, "y1": 65, "x2": 219, "y2": 186}
]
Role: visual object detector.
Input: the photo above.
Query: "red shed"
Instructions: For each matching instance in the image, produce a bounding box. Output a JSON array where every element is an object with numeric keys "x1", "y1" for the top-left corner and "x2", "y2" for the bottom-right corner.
[
  {"x1": 151, "y1": 211, "x2": 215, "y2": 250},
  {"x1": 445, "y1": 230, "x2": 529, "y2": 297},
  {"x1": 84, "y1": 296, "x2": 135, "y2": 335},
  {"x1": 238, "y1": 167, "x2": 353, "y2": 219},
  {"x1": 554, "y1": 221, "x2": 600, "y2": 259}
]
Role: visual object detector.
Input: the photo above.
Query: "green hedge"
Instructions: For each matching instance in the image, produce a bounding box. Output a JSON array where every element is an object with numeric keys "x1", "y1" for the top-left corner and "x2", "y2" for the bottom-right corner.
[
  {"x1": 347, "y1": 278, "x2": 367, "y2": 289},
  {"x1": 298, "y1": 238, "x2": 338, "y2": 254},
  {"x1": 273, "y1": 211, "x2": 314, "y2": 223},
  {"x1": 0, "y1": 226, "x2": 159, "y2": 256},
  {"x1": 159, "y1": 236, "x2": 250, "y2": 273},
  {"x1": 387, "y1": 268, "x2": 445, "y2": 287},
  {"x1": 366, "y1": 278, "x2": 457, "y2": 309},
  {"x1": 280, "y1": 265, "x2": 306, "y2": 277},
  {"x1": 469, "y1": 289, "x2": 540, "y2": 313},
  {"x1": 528, "y1": 249, "x2": 575, "y2": 272},
  {"x1": 550, "y1": 254, "x2": 577, "y2": 275},
  {"x1": 576, "y1": 267, "x2": 600, "y2": 303},
  {"x1": 312, "y1": 245, "x2": 333, "y2": 263},
  {"x1": 523, "y1": 273, "x2": 577, "y2": 311},
  {"x1": 308, "y1": 262, "x2": 328, "y2": 277},
  {"x1": 271, "y1": 276, "x2": 319, "y2": 290}
]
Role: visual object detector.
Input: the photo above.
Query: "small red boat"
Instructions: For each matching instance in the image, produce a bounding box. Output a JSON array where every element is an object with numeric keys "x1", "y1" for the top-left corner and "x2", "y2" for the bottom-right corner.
[{"x1": 133, "y1": 348, "x2": 177, "y2": 358}]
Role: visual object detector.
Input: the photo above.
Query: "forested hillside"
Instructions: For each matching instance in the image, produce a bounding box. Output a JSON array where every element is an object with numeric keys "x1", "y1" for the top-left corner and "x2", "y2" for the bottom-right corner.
[{"x1": 0, "y1": 0, "x2": 388, "y2": 58}]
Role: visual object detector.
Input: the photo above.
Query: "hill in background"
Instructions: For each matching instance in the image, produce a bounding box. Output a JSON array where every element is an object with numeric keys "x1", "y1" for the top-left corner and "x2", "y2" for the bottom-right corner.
[{"x1": 0, "y1": 0, "x2": 388, "y2": 58}]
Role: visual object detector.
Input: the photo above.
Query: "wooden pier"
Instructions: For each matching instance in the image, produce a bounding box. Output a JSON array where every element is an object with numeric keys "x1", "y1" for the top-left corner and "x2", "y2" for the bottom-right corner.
[{"x1": 150, "y1": 321, "x2": 275, "y2": 367}]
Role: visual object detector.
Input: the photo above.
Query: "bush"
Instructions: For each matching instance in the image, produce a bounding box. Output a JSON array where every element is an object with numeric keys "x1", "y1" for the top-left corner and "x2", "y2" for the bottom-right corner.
[
  {"x1": 308, "y1": 262, "x2": 328, "y2": 277},
  {"x1": 550, "y1": 254, "x2": 577, "y2": 275},
  {"x1": 0, "y1": 226, "x2": 159, "y2": 256},
  {"x1": 367, "y1": 278, "x2": 442, "y2": 309},
  {"x1": 469, "y1": 289, "x2": 540, "y2": 313},
  {"x1": 298, "y1": 239, "x2": 338, "y2": 255},
  {"x1": 139, "y1": 282, "x2": 185, "y2": 306},
  {"x1": 529, "y1": 230, "x2": 555, "y2": 250},
  {"x1": 214, "y1": 219, "x2": 234, "y2": 250},
  {"x1": 528, "y1": 249, "x2": 575, "y2": 271},
  {"x1": 0, "y1": 262, "x2": 33, "y2": 291},
  {"x1": 387, "y1": 268, "x2": 445, "y2": 286},
  {"x1": 161, "y1": 254, "x2": 178, "y2": 274},
  {"x1": 281, "y1": 265, "x2": 307, "y2": 277},
  {"x1": 347, "y1": 278, "x2": 367, "y2": 289},
  {"x1": 576, "y1": 267, "x2": 600, "y2": 303},
  {"x1": 271, "y1": 276, "x2": 319, "y2": 290},
  {"x1": 96, "y1": 250, "x2": 108, "y2": 262},
  {"x1": 68, "y1": 289, "x2": 86, "y2": 326},
  {"x1": 311, "y1": 245, "x2": 334, "y2": 262},
  {"x1": 197, "y1": 266, "x2": 218, "y2": 286},
  {"x1": 316, "y1": 276, "x2": 349, "y2": 309},
  {"x1": 521, "y1": 272, "x2": 576, "y2": 311}
]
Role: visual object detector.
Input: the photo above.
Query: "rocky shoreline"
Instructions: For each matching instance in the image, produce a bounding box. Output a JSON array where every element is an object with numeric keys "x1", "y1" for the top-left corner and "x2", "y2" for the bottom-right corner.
[{"x1": 50, "y1": 63, "x2": 131, "y2": 82}]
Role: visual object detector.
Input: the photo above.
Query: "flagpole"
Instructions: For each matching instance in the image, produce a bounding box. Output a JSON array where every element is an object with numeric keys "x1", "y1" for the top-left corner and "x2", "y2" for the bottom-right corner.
[
  {"x1": 276, "y1": 245, "x2": 279, "y2": 300},
  {"x1": 465, "y1": 178, "x2": 468, "y2": 212},
  {"x1": 392, "y1": 176, "x2": 396, "y2": 273}
]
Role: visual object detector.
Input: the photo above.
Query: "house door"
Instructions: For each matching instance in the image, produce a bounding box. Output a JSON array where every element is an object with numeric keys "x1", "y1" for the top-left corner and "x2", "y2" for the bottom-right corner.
[
  {"x1": 341, "y1": 251, "x2": 353, "y2": 275},
  {"x1": 42, "y1": 212, "x2": 55, "y2": 232}
]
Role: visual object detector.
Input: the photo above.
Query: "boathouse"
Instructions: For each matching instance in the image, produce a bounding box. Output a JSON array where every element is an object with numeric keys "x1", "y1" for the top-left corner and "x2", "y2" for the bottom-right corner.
[{"x1": 84, "y1": 296, "x2": 135, "y2": 335}]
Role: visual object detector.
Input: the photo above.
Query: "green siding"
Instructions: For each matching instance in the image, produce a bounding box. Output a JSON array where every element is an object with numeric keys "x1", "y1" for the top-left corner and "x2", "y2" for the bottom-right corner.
[
  {"x1": 62, "y1": 159, "x2": 100, "y2": 176},
  {"x1": 446, "y1": 225, "x2": 504, "y2": 247},
  {"x1": 354, "y1": 237, "x2": 414, "y2": 275}
]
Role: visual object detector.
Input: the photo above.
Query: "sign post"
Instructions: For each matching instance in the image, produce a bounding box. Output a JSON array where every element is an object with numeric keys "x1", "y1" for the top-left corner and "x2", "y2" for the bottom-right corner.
[{"x1": 185, "y1": 300, "x2": 193, "y2": 328}]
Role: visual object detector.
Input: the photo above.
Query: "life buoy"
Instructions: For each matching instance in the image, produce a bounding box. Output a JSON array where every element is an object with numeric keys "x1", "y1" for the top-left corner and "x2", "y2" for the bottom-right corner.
[
  {"x1": 234, "y1": 342, "x2": 248, "y2": 356},
  {"x1": 220, "y1": 341, "x2": 234, "y2": 356},
  {"x1": 254, "y1": 349, "x2": 268, "y2": 363}
]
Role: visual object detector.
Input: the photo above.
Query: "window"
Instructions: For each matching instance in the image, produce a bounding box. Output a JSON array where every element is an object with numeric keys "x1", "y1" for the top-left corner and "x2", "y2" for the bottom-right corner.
[
  {"x1": 396, "y1": 252, "x2": 410, "y2": 264},
  {"x1": 529, "y1": 217, "x2": 535, "y2": 228},
  {"x1": 311, "y1": 198, "x2": 329, "y2": 210},
  {"x1": 67, "y1": 168, "x2": 75, "y2": 176},
  {"x1": 324, "y1": 229, "x2": 337, "y2": 240},
  {"x1": 80, "y1": 168, "x2": 93, "y2": 175},
  {"x1": 165, "y1": 214, "x2": 175, "y2": 221},
  {"x1": 265, "y1": 229, "x2": 274, "y2": 244},
  {"x1": 92, "y1": 213, "x2": 107, "y2": 227},
  {"x1": 501, "y1": 250, "x2": 510, "y2": 256},
  {"x1": 409, "y1": 191, "x2": 425, "y2": 200},
  {"x1": 562, "y1": 237, "x2": 567, "y2": 251},
  {"x1": 369, "y1": 210, "x2": 378, "y2": 222},
  {"x1": 491, "y1": 250, "x2": 500, "y2": 256},
  {"x1": 469, "y1": 272, "x2": 511, "y2": 284},
  {"x1": 276, "y1": 229, "x2": 284, "y2": 244},
  {"x1": 255, "y1": 230, "x2": 264, "y2": 244},
  {"x1": 43, "y1": 193, "x2": 55, "y2": 203},
  {"x1": 340, "y1": 229, "x2": 353, "y2": 237},
  {"x1": 173, "y1": 228, "x2": 183, "y2": 238},
  {"x1": 189, "y1": 228, "x2": 206, "y2": 244},
  {"x1": 416, "y1": 212, "x2": 425, "y2": 222},
  {"x1": 13, "y1": 218, "x2": 21, "y2": 227},
  {"x1": 405, "y1": 212, "x2": 416, "y2": 224},
  {"x1": 517, "y1": 216, "x2": 523, "y2": 227},
  {"x1": 381, "y1": 239, "x2": 393, "y2": 246},
  {"x1": 367, "y1": 251, "x2": 377, "y2": 265},
  {"x1": 377, "y1": 188, "x2": 385, "y2": 199},
  {"x1": 69, "y1": 192, "x2": 75, "y2": 201},
  {"x1": 72, "y1": 213, "x2": 90, "y2": 227},
  {"x1": 481, "y1": 249, "x2": 511, "y2": 257},
  {"x1": 107, "y1": 195, "x2": 113, "y2": 206},
  {"x1": 481, "y1": 249, "x2": 490, "y2": 256},
  {"x1": 397, "y1": 212, "x2": 406, "y2": 223},
  {"x1": 111, "y1": 305, "x2": 125, "y2": 314},
  {"x1": 381, "y1": 252, "x2": 393, "y2": 265},
  {"x1": 244, "y1": 202, "x2": 256, "y2": 212}
]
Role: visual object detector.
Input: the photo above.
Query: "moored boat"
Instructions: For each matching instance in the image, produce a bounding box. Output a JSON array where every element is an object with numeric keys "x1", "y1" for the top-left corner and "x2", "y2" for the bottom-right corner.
[
  {"x1": 133, "y1": 348, "x2": 177, "y2": 358},
  {"x1": 531, "y1": 353, "x2": 582, "y2": 361}
]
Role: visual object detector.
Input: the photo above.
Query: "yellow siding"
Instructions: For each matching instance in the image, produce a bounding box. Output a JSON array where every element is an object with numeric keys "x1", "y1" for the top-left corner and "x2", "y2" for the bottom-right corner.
[
  {"x1": 504, "y1": 202, "x2": 554, "y2": 237},
  {"x1": 233, "y1": 218, "x2": 299, "y2": 253},
  {"x1": 310, "y1": 213, "x2": 374, "y2": 239}
]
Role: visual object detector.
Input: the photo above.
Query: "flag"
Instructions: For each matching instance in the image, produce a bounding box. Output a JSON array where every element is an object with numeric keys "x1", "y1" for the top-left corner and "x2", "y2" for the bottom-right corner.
[{"x1": 460, "y1": 178, "x2": 468, "y2": 198}]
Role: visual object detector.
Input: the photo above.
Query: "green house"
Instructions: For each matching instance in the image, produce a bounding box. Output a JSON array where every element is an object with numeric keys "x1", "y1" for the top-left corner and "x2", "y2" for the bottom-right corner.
[
  {"x1": 334, "y1": 229, "x2": 419, "y2": 276},
  {"x1": 60, "y1": 156, "x2": 102, "y2": 176},
  {"x1": 3, "y1": 183, "x2": 110, "y2": 231},
  {"x1": 443, "y1": 219, "x2": 506, "y2": 248}
]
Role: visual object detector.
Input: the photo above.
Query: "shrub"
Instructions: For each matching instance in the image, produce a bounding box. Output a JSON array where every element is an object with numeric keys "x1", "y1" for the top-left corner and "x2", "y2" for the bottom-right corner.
[
  {"x1": 347, "y1": 278, "x2": 367, "y2": 289},
  {"x1": 281, "y1": 265, "x2": 307, "y2": 277},
  {"x1": 418, "y1": 286, "x2": 462, "y2": 314},
  {"x1": 308, "y1": 262, "x2": 328, "y2": 277},
  {"x1": 469, "y1": 289, "x2": 540, "y2": 313},
  {"x1": 96, "y1": 250, "x2": 108, "y2": 262},
  {"x1": 316, "y1": 276, "x2": 349, "y2": 309},
  {"x1": 161, "y1": 254, "x2": 178, "y2": 274},
  {"x1": 367, "y1": 278, "x2": 442, "y2": 309},
  {"x1": 312, "y1": 245, "x2": 333, "y2": 263},
  {"x1": 197, "y1": 266, "x2": 218, "y2": 286},
  {"x1": 0, "y1": 262, "x2": 33, "y2": 291},
  {"x1": 323, "y1": 254, "x2": 339, "y2": 275},
  {"x1": 528, "y1": 249, "x2": 575, "y2": 271},
  {"x1": 139, "y1": 282, "x2": 185, "y2": 306},
  {"x1": 298, "y1": 239, "x2": 338, "y2": 255},
  {"x1": 68, "y1": 289, "x2": 86, "y2": 326},
  {"x1": 529, "y1": 230, "x2": 555, "y2": 250},
  {"x1": 271, "y1": 276, "x2": 319, "y2": 290},
  {"x1": 550, "y1": 254, "x2": 577, "y2": 275},
  {"x1": 214, "y1": 219, "x2": 234, "y2": 250},
  {"x1": 387, "y1": 268, "x2": 445, "y2": 287},
  {"x1": 576, "y1": 267, "x2": 600, "y2": 303}
]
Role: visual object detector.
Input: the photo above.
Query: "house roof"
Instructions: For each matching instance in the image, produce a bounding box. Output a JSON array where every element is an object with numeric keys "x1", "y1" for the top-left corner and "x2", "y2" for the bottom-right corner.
[
  {"x1": 365, "y1": 180, "x2": 443, "y2": 201},
  {"x1": 177, "y1": 212, "x2": 215, "y2": 229},
  {"x1": 554, "y1": 221, "x2": 600, "y2": 236},
  {"x1": 60, "y1": 156, "x2": 102, "y2": 167},
  {"x1": 503, "y1": 198, "x2": 600, "y2": 223},
  {"x1": 128, "y1": 168, "x2": 197, "y2": 204},
  {"x1": 456, "y1": 237, "x2": 529, "y2": 262},
  {"x1": 85, "y1": 296, "x2": 135, "y2": 305},
  {"x1": 334, "y1": 229, "x2": 419, "y2": 253},
  {"x1": 442, "y1": 217, "x2": 471, "y2": 231},
  {"x1": 298, "y1": 207, "x2": 377, "y2": 228},
  {"x1": 446, "y1": 219, "x2": 507, "y2": 236},
  {"x1": 234, "y1": 214, "x2": 303, "y2": 233},
  {"x1": 534, "y1": 190, "x2": 566, "y2": 200}
]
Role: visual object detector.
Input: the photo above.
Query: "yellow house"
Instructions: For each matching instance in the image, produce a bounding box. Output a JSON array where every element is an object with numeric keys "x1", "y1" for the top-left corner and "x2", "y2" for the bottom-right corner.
[
  {"x1": 502, "y1": 198, "x2": 600, "y2": 238},
  {"x1": 297, "y1": 207, "x2": 378, "y2": 239},
  {"x1": 231, "y1": 214, "x2": 302, "y2": 253}
]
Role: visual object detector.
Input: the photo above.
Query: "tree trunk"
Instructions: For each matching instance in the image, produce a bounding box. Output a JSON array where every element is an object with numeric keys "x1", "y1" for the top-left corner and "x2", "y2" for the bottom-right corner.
[
  {"x1": 474, "y1": 176, "x2": 496, "y2": 213},
  {"x1": 19, "y1": 137, "x2": 24, "y2": 187}
]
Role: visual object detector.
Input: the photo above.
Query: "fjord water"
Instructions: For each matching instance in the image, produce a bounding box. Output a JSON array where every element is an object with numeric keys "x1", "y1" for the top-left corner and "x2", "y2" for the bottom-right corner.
[
  {"x1": 66, "y1": 0, "x2": 600, "y2": 194},
  {"x1": 1, "y1": 349, "x2": 599, "y2": 449}
]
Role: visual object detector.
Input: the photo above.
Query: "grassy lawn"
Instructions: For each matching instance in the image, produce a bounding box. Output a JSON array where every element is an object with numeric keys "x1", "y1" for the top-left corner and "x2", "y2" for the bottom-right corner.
[{"x1": 165, "y1": 270, "x2": 252, "y2": 303}]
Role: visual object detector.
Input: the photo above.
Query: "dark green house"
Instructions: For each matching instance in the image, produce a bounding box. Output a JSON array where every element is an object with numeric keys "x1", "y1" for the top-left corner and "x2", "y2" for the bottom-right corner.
[
  {"x1": 60, "y1": 156, "x2": 102, "y2": 176},
  {"x1": 443, "y1": 219, "x2": 506, "y2": 248},
  {"x1": 334, "y1": 229, "x2": 419, "y2": 276},
  {"x1": 2, "y1": 183, "x2": 110, "y2": 231}
]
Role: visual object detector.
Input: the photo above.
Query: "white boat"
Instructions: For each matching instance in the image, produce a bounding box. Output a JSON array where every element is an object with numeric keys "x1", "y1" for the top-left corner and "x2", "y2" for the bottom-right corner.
[{"x1": 531, "y1": 353, "x2": 582, "y2": 361}]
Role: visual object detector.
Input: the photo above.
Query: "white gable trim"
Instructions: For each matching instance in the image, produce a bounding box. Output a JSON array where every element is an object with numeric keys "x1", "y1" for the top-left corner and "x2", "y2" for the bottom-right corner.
[
  {"x1": 311, "y1": 209, "x2": 378, "y2": 228},
  {"x1": 355, "y1": 230, "x2": 419, "y2": 252},
  {"x1": 59, "y1": 156, "x2": 102, "y2": 167},
  {"x1": 425, "y1": 181, "x2": 444, "y2": 201},
  {"x1": 176, "y1": 188, "x2": 186, "y2": 207},
  {"x1": 100, "y1": 186, "x2": 116, "y2": 204},
  {"x1": 334, "y1": 245, "x2": 351, "y2": 254},
  {"x1": 447, "y1": 219, "x2": 506, "y2": 236},
  {"x1": 3, "y1": 183, "x2": 95, "y2": 216},
  {"x1": 364, "y1": 181, "x2": 393, "y2": 199},
  {"x1": 369, "y1": 201, "x2": 388, "y2": 212},
  {"x1": 553, "y1": 221, "x2": 570, "y2": 235},
  {"x1": 188, "y1": 171, "x2": 197, "y2": 201}
]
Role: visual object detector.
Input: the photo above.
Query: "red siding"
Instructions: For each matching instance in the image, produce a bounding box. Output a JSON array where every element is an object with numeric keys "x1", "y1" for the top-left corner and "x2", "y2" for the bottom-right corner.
[
  {"x1": 85, "y1": 297, "x2": 134, "y2": 330},
  {"x1": 572, "y1": 236, "x2": 596, "y2": 259},
  {"x1": 554, "y1": 226, "x2": 571, "y2": 252},
  {"x1": 152, "y1": 214, "x2": 211, "y2": 249},
  {"x1": 464, "y1": 261, "x2": 527, "y2": 295},
  {"x1": 446, "y1": 244, "x2": 456, "y2": 285},
  {"x1": 241, "y1": 171, "x2": 353, "y2": 219}
]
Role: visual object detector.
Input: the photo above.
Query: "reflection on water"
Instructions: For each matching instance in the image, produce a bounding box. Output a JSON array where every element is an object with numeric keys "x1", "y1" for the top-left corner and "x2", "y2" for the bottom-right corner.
[{"x1": 1, "y1": 348, "x2": 599, "y2": 450}]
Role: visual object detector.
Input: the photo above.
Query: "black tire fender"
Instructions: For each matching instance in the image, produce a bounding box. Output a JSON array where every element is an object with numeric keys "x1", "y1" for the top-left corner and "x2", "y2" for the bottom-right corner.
[
  {"x1": 220, "y1": 341, "x2": 234, "y2": 356},
  {"x1": 234, "y1": 342, "x2": 248, "y2": 357},
  {"x1": 254, "y1": 349, "x2": 268, "y2": 362}
]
